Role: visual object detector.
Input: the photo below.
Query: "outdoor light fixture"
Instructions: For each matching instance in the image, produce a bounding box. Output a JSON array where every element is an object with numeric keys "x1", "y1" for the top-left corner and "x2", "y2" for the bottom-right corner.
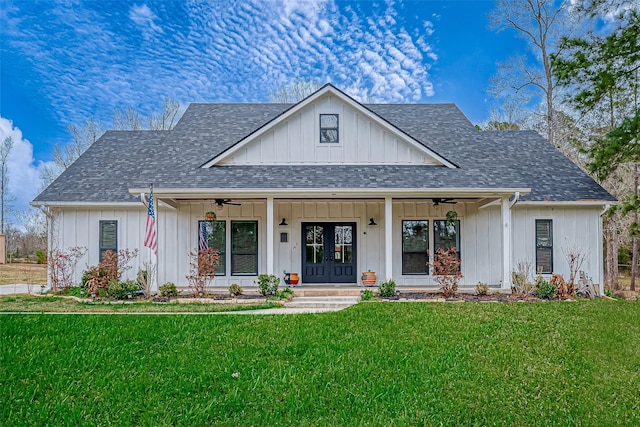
[
  {"x1": 369, "y1": 218, "x2": 377, "y2": 226},
  {"x1": 279, "y1": 218, "x2": 288, "y2": 226}
]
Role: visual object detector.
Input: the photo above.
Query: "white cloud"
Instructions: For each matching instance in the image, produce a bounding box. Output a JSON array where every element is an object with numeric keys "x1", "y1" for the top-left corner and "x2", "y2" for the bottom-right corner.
[
  {"x1": 0, "y1": 117, "x2": 52, "y2": 221},
  {"x1": 129, "y1": 4, "x2": 163, "y2": 38}
]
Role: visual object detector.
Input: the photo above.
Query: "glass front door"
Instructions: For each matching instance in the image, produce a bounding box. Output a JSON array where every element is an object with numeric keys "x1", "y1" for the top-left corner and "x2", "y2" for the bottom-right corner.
[{"x1": 302, "y1": 223, "x2": 357, "y2": 283}]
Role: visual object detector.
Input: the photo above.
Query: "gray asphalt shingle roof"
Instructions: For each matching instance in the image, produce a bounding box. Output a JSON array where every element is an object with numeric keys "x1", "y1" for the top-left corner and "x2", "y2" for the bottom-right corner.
[{"x1": 33, "y1": 100, "x2": 615, "y2": 204}]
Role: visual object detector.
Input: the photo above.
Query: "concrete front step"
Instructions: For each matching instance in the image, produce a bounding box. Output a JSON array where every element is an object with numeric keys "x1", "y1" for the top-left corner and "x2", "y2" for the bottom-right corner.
[{"x1": 284, "y1": 296, "x2": 360, "y2": 310}]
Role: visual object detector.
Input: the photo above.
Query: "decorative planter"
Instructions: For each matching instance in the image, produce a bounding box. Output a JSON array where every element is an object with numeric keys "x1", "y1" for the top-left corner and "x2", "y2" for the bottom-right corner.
[
  {"x1": 361, "y1": 271, "x2": 377, "y2": 286},
  {"x1": 205, "y1": 211, "x2": 217, "y2": 221},
  {"x1": 283, "y1": 272, "x2": 299, "y2": 286}
]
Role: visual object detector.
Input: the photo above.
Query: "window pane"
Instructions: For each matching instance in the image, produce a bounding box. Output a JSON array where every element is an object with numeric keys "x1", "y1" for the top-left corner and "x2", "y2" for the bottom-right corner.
[
  {"x1": 320, "y1": 129, "x2": 338, "y2": 143},
  {"x1": 402, "y1": 220, "x2": 428, "y2": 274},
  {"x1": 536, "y1": 220, "x2": 553, "y2": 273},
  {"x1": 99, "y1": 220, "x2": 117, "y2": 261},
  {"x1": 232, "y1": 221, "x2": 257, "y2": 275},
  {"x1": 199, "y1": 220, "x2": 226, "y2": 275},
  {"x1": 434, "y1": 220, "x2": 460, "y2": 251},
  {"x1": 320, "y1": 114, "x2": 338, "y2": 127}
]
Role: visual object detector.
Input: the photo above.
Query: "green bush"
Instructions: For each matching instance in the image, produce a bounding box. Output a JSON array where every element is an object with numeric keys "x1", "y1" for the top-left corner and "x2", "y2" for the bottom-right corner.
[
  {"x1": 361, "y1": 289, "x2": 375, "y2": 301},
  {"x1": 228, "y1": 283, "x2": 243, "y2": 296},
  {"x1": 255, "y1": 274, "x2": 280, "y2": 297},
  {"x1": 35, "y1": 249, "x2": 46, "y2": 264},
  {"x1": 60, "y1": 286, "x2": 89, "y2": 298},
  {"x1": 159, "y1": 282, "x2": 178, "y2": 297},
  {"x1": 274, "y1": 287, "x2": 294, "y2": 300},
  {"x1": 535, "y1": 280, "x2": 557, "y2": 300},
  {"x1": 378, "y1": 279, "x2": 396, "y2": 298},
  {"x1": 107, "y1": 279, "x2": 142, "y2": 300}
]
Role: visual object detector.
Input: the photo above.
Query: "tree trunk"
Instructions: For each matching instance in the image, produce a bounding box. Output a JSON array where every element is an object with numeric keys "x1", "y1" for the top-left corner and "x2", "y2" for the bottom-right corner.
[
  {"x1": 633, "y1": 165, "x2": 639, "y2": 291},
  {"x1": 613, "y1": 218, "x2": 619, "y2": 290}
]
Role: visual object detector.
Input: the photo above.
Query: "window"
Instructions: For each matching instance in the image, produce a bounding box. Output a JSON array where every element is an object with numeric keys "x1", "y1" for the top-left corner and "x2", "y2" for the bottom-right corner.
[
  {"x1": 320, "y1": 114, "x2": 339, "y2": 143},
  {"x1": 434, "y1": 219, "x2": 461, "y2": 265},
  {"x1": 231, "y1": 221, "x2": 258, "y2": 275},
  {"x1": 198, "y1": 220, "x2": 226, "y2": 275},
  {"x1": 99, "y1": 220, "x2": 117, "y2": 261},
  {"x1": 536, "y1": 219, "x2": 553, "y2": 273},
  {"x1": 402, "y1": 220, "x2": 429, "y2": 275}
]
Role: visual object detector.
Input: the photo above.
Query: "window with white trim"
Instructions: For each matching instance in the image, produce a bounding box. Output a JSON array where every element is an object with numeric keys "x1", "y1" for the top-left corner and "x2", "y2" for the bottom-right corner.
[
  {"x1": 320, "y1": 114, "x2": 339, "y2": 143},
  {"x1": 535, "y1": 219, "x2": 553, "y2": 273},
  {"x1": 99, "y1": 220, "x2": 117, "y2": 262},
  {"x1": 402, "y1": 220, "x2": 429, "y2": 275}
]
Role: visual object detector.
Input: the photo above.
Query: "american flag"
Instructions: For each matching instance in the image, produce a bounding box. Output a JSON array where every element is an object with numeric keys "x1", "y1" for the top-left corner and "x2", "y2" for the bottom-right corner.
[
  {"x1": 199, "y1": 221, "x2": 209, "y2": 251},
  {"x1": 144, "y1": 187, "x2": 157, "y2": 255}
]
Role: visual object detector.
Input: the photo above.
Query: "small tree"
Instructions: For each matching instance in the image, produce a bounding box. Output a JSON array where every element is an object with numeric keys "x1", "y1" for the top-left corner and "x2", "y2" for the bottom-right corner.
[
  {"x1": 48, "y1": 246, "x2": 87, "y2": 291},
  {"x1": 186, "y1": 248, "x2": 220, "y2": 296},
  {"x1": 427, "y1": 247, "x2": 462, "y2": 298}
]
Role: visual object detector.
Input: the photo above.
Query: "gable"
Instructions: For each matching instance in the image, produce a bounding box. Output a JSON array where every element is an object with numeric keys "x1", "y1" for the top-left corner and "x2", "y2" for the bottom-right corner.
[{"x1": 204, "y1": 86, "x2": 455, "y2": 168}]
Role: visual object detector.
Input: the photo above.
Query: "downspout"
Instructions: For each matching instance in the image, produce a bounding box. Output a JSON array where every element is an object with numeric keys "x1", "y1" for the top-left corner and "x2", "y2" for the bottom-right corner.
[
  {"x1": 509, "y1": 191, "x2": 520, "y2": 209},
  {"x1": 598, "y1": 204, "x2": 611, "y2": 297},
  {"x1": 38, "y1": 206, "x2": 54, "y2": 293}
]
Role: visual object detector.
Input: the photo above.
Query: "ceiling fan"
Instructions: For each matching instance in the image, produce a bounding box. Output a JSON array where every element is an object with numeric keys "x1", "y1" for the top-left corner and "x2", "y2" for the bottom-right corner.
[
  {"x1": 431, "y1": 198, "x2": 457, "y2": 206},
  {"x1": 215, "y1": 198, "x2": 241, "y2": 207}
]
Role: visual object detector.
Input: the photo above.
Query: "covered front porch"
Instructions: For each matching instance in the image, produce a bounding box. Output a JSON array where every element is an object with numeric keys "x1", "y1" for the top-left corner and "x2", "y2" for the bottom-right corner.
[{"x1": 134, "y1": 187, "x2": 530, "y2": 290}]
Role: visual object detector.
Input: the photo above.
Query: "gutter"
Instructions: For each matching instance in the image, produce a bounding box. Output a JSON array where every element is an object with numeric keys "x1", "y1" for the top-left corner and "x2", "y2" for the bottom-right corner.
[{"x1": 509, "y1": 191, "x2": 520, "y2": 208}]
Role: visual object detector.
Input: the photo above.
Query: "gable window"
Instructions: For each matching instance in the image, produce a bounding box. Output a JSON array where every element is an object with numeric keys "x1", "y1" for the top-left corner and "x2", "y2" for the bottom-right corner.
[
  {"x1": 434, "y1": 219, "x2": 461, "y2": 265},
  {"x1": 536, "y1": 219, "x2": 553, "y2": 273},
  {"x1": 231, "y1": 221, "x2": 258, "y2": 275},
  {"x1": 198, "y1": 220, "x2": 226, "y2": 275},
  {"x1": 99, "y1": 220, "x2": 117, "y2": 261},
  {"x1": 320, "y1": 114, "x2": 339, "y2": 143},
  {"x1": 402, "y1": 220, "x2": 429, "y2": 275}
]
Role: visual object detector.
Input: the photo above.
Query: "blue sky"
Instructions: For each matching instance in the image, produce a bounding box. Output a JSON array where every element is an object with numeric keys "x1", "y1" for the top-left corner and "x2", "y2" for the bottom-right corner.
[{"x1": 0, "y1": 0, "x2": 530, "y2": 215}]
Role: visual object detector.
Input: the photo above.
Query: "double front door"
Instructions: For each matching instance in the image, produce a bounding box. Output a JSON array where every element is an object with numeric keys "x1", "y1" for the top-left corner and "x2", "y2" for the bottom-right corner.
[{"x1": 302, "y1": 223, "x2": 357, "y2": 283}]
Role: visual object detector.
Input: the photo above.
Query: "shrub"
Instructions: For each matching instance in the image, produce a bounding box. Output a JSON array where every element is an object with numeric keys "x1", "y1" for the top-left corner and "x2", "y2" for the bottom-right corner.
[
  {"x1": 274, "y1": 287, "x2": 294, "y2": 300},
  {"x1": 535, "y1": 280, "x2": 557, "y2": 300},
  {"x1": 475, "y1": 282, "x2": 489, "y2": 296},
  {"x1": 35, "y1": 249, "x2": 47, "y2": 264},
  {"x1": 228, "y1": 283, "x2": 243, "y2": 297},
  {"x1": 361, "y1": 289, "x2": 375, "y2": 301},
  {"x1": 186, "y1": 248, "x2": 220, "y2": 296},
  {"x1": 511, "y1": 261, "x2": 535, "y2": 295},
  {"x1": 159, "y1": 282, "x2": 178, "y2": 297},
  {"x1": 84, "y1": 249, "x2": 139, "y2": 294},
  {"x1": 378, "y1": 279, "x2": 396, "y2": 297},
  {"x1": 427, "y1": 247, "x2": 462, "y2": 298},
  {"x1": 255, "y1": 274, "x2": 280, "y2": 296},
  {"x1": 48, "y1": 246, "x2": 87, "y2": 291},
  {"x1": 107, "y1": 279, "x2": 142, "y2": 300},
  {"x1": 60, "y1": 286, "x2": 89, "y2": 298}
]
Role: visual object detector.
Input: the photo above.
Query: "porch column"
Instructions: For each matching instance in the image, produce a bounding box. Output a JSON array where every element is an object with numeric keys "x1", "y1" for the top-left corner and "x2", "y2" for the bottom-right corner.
[
  {"x1": 501, "y1": 196, "x2": 512, "y2": 289},
  {"x1": 266, "y1": 197, "x2": 274, "y2": 275},
  {"x1": 385, "y1": 196, "x2": 393, "y2": 280}
]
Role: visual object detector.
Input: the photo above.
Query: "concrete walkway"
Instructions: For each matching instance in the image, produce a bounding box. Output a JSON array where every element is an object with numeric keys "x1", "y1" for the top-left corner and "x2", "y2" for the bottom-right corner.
[{"x1": 0, "y1": 283, "x2": 42, "y2": 295}]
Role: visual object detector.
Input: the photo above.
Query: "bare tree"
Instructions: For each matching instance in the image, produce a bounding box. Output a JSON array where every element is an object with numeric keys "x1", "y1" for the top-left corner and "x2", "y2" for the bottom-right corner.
[
  {"x1": 40, "y1": 118, "x2": 104, "y2": 188},
  {"x1": 270, "y1": 81, "x2": 321, "y2": 103},
  {"x1": 488, "y1": 0, "x2": 573, "y2": 146},
  {"x1": 1, "y1": 136, "x2": 14, "y2": 233},
  {"x1": 113, "y1": 107, "x2": 143, "y2": 130},
  {"x1": 148, "y1": 97, "x2": 181, "y2": 130}
]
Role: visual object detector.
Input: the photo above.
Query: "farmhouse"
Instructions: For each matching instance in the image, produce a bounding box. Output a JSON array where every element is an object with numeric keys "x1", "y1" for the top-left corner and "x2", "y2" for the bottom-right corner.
[{"x1": 32, "y1": 84, "x2": 615, "y2": 292}]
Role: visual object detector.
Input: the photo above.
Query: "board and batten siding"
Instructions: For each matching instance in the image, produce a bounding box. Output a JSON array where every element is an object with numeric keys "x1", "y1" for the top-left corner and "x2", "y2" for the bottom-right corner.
[
  {"x1": 511, "y1": 205, "x2": 604, "y2": 288},
  {"x1": 54, "y1": 207, "x2": 148, "y2": 285},
  {"x1": 52, "y1": 201, "x2": 604, "y2": 289},
  {"x1": 217, "y1": 94, "x2": 440, "y2": 166}
]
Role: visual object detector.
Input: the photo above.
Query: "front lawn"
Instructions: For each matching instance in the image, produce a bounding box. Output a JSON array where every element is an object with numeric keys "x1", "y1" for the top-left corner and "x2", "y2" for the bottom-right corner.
[
  {"x1": 0, "y1": 295, "x2": 278, "y2": 313},
  {"x1": 1, "y1": 300, "x2": 638, "y2": 425}
]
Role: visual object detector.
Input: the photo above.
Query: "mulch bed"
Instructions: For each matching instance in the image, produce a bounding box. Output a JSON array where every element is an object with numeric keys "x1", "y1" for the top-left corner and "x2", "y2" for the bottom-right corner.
[{"x1": 396, "y1": 291, "x2": 549, "y2": 302}]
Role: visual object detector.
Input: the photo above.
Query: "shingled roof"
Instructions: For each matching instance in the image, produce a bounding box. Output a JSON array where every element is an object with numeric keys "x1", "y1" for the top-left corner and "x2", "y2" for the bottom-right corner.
[{"x1": 33, "y1": 96, "x2": 615, "y2": 204}]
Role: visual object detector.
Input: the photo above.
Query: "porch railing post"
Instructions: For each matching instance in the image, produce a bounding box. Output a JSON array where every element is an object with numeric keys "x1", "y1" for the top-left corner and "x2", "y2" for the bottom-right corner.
[
  {"x1": 267, "y1": 197, "x2": 274, "y2": 275},
  {"x1": 385, "y1": 197, "x2": 393, "y2": 281}
]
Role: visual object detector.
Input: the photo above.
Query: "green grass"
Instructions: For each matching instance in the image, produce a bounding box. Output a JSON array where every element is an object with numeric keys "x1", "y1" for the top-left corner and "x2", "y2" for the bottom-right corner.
[
  {"x1": 0, "y1": 295, "x2": 279, "y2": 313},
  {"x1": 1, "y1": 300, "x2": 639, "y2": 426}
]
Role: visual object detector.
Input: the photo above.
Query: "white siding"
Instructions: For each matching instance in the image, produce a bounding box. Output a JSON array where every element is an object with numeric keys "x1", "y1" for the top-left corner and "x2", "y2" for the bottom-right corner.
[
  {"x1": 218, "y1": 94, "x2": 441, "y2": 166},
  {"x1": 54, "y1": 201, "x2": 604, "y2": 289}
]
